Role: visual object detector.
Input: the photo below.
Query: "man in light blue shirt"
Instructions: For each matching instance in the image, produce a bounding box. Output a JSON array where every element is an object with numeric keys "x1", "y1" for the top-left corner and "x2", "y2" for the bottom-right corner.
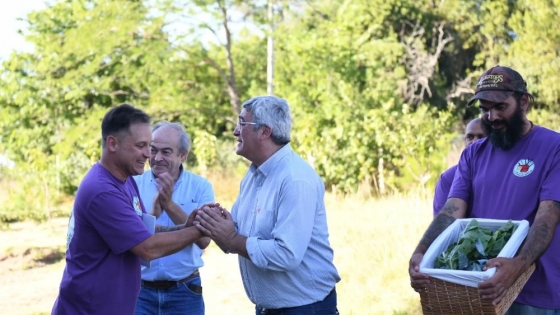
[
  {"x1": 195, "y1": 96, "x2": 341, "y2": 315},
  {"x1": 134, "y1": 121, "x2": 214, "y2": 315}
]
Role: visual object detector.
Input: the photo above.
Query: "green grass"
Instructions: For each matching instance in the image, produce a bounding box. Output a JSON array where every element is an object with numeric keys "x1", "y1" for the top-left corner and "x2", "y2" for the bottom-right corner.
[{"x1": 325, "y1": 193, "x2": 430, "y2": 314}]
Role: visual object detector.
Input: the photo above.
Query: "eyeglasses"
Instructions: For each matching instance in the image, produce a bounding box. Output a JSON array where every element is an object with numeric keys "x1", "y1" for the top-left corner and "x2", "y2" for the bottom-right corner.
[{"x1": 236, "y1": 121, "x2": 258, "y2": 128}]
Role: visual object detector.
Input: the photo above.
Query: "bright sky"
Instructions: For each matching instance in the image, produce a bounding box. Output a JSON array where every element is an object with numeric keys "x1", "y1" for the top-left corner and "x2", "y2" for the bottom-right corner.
[
  {"x1": 0, "y1": 0, "x2": 49, "y2": 61},
  {"x1": 0, "y1": 1, "x2": 255, "y2": 61}
]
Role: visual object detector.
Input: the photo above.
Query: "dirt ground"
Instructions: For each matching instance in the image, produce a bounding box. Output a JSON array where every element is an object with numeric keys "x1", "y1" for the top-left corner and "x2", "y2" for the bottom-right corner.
[
  {"x1": 0, "y1": 197, "x2": 428, "y2": 315},
  {"x1": 0, "y1": 218, "x2": 254, "y2": 315}
]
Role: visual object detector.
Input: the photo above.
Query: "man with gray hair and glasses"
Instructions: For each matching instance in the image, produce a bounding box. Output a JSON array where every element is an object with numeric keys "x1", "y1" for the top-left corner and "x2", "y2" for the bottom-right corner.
[
  {"x1": 134, "y1": 121, "x2": 214, "y2": 315},
  {"x1": 195, "y1": 95, "x2": 341, "y2": 315}
]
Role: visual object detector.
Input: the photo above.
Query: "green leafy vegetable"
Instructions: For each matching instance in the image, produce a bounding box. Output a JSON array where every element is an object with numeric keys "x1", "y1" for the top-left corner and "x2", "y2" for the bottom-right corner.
[{"x1": 434, "y1": 220, "x2": 518, "y2": 271}]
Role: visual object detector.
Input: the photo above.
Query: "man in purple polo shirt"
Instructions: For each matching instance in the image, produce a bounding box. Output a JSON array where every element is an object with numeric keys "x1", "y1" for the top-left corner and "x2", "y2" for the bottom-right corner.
[
  {"x1": 409, "y1": 66, "x2": 560, "y2": 314},
  {"x1": 52, "y1": 104, "x2": 205, "y2": 315},
  {"x1": 432, "y1": 118, "x2": 485, "y2": 216}
]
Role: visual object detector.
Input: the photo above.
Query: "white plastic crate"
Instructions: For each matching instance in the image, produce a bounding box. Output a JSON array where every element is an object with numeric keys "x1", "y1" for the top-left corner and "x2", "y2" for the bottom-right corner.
[{"x1": 419, "y1": 218, "x2": 529, "y2": 288}]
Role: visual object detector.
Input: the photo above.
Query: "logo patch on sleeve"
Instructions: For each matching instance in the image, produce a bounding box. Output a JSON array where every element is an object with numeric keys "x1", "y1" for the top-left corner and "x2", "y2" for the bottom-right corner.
[{"x1": 133, "y1": 196, "x2": 143, "y2": 216}]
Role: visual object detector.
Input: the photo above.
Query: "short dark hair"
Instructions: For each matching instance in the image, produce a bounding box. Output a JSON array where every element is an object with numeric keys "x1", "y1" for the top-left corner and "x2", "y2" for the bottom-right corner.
[{"x1": 101, "y1": 104, "x2": 151, "y2": 147}]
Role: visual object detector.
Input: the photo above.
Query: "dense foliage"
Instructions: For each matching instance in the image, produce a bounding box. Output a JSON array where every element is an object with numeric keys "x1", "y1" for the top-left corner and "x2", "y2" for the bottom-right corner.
[{"x1": 1, "y1": 0, "x2": 560, "y2": 221}]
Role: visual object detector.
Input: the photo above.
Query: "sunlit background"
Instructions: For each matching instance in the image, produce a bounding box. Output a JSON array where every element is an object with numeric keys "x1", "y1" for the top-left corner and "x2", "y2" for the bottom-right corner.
[{"x1": 1, "y1": 1, "x2": 560, "y2": 314}]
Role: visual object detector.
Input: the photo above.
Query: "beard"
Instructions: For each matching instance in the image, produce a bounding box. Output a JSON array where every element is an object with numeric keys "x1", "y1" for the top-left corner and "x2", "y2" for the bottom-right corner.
[{"x1": 481, "y1": 105, "x2": 525, "y2": 150}]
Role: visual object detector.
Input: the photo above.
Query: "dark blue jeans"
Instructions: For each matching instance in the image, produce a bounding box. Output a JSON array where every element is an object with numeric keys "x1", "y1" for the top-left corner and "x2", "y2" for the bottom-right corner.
[
  {"x1": 506, "y1": 302, "x2": 560, "y2": 315},
  {"x1": 255, "y1": 289, "x2": 338, "y2": 315},
  {"x1": 134, "y1": 275, "x2": 204, "y2": 315}
]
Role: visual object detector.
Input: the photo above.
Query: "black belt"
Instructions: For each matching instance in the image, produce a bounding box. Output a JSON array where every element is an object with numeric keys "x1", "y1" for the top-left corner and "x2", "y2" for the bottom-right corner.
[
  {"x1": 259, "y1": 287, "x2": 336, "y2": 314},
  {"x1": 141, "y1": 270, "x2": 200, "y2": 290}
]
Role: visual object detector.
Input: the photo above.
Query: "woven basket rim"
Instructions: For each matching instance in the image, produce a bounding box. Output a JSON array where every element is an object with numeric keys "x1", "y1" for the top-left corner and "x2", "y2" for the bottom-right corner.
[{"x1": 419, "y1": 263, "x2": 535, "y2": 315}]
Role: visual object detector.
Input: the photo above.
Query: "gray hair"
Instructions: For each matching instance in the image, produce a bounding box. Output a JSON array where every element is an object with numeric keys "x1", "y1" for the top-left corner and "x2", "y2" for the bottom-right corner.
[
  {"x1": 242, "y1": 96, "x2": 291, "y2": 145},
  {"x1": 152, "y1": 121, "x2": 191, "y2": 152}
]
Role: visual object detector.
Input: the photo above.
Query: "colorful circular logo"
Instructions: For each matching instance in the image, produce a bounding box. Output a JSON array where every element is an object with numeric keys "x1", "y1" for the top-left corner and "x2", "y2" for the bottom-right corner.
[{"x1": 513, "y1": 159, "x2": 535, "y2": 177}]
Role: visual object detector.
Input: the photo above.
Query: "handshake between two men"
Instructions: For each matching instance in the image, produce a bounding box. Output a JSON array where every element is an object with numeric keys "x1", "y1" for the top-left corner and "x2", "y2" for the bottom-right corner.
[
  {"x1": 149, "y1": 172, "x2": 244, "y2": 255},
  {"x1": 191, "y1": 203, "x2": 247, "y2": 257},
  {"x1": 187, "y1": 203, "x2": 249, "y2": 258}
]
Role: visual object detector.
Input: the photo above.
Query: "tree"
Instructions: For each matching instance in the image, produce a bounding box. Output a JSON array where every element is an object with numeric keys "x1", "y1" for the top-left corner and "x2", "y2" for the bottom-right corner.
[
  {"x1": 272, "y1": 0, "x2": 456, "y2": 194},
  {"x1": 0, "y1": 0, "x2": 175, "y2": 194},
  {"x1": 501, "y1": 0, "x2": 560, "y2": 108},
  {"x1": 5, "y1": 0, "x2": 560, "y2": 219},
  {"x1": 167, "y1": 0, "x2": 254, "y2": 116}
]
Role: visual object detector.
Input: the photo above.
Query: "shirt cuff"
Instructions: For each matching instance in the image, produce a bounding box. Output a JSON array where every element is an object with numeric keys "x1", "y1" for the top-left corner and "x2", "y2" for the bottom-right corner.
[{"x1": 246, "y1": 236, "x2": 267, "y2": 268}]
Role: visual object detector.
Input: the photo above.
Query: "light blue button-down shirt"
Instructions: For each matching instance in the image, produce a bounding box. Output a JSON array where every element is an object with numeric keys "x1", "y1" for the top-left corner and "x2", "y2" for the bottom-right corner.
[
  {"x1": 134, "y1": 167, "x2": 214, "y2": 281},
  {"x1": 232, "y1": 144, "x2": 340, "y2": 309}
]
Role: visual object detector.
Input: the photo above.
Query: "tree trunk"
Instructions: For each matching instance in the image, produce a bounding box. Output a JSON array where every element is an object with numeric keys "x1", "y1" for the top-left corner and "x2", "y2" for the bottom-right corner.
[
  {"x1": 378, "y1": 148, "x2": 385, "y2": 195},
  {"x1": 267, "y1": 0, "x2": 275, "y2": 95},
  {"x1": 218, "y1": 1, "x2": 242, "y2": 115}
]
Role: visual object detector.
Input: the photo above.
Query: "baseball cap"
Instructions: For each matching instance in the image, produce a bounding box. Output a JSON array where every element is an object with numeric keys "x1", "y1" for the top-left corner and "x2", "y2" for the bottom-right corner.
[{"x1": 467, "y1": 66, "x2": 531, "y2": 106}]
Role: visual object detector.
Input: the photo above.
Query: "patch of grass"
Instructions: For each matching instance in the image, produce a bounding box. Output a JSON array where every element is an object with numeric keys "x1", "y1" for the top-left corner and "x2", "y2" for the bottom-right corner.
[
  {"x1": 1, "y1": 245, "x2": 65, "y2": 270},
  {"x1": 31, "y1": 246, "x2": 66, "y2": 267},
  {"x1": 325, "y1": 193, "x2": 431, "y2": 314},
  {"x1": 203, "y1": 169, "x2": 242, "y2": 208}
]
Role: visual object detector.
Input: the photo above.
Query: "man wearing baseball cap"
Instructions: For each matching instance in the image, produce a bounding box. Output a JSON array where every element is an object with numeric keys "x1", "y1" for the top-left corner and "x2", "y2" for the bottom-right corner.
[{"x1": 409, "y1": 65, "x2": 560, "y2": 314}]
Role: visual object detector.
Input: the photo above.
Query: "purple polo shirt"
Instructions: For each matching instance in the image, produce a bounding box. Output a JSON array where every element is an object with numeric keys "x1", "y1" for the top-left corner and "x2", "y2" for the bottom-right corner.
[
  {"x1": 433, "y1": 165, "x2": 458, "y2": 216},
  {"x1": 449, "y1": 126, "x2": 560, "y2": 309},
  {"x1": 52, "y1": 163, "x2": 152, "y2": 315}
]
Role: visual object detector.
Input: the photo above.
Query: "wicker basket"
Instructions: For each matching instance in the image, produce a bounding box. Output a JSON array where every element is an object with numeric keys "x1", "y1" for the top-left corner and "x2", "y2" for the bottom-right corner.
[{"x1": 419, "y1": 264, "x2": 535, "y2": 315}]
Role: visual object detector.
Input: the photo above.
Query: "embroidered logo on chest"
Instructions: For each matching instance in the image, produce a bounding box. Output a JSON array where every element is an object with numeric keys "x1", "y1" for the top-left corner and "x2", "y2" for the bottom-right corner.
[
  {"x1": 513, "y1": 159, "x2": 535, "y2": 177},
  {"x1": 133, "y1": 196, "x2": 142, "y2": 216}
]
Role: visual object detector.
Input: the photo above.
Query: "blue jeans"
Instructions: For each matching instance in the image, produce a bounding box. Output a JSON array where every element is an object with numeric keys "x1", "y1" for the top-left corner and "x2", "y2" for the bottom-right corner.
[
  {"x1": 255, "y1": 289, "x2": 338, "y2": 315},
  {"x1": 134, "y1": 275, "x2": 204, "y2": 315},
  {"x1": 506, "y1": 302, "x2": 560, "y2": 315}
]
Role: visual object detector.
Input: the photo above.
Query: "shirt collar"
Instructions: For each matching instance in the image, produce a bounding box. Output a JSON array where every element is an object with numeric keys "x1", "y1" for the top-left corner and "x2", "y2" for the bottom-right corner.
[{"x1": 249, "y1": 144, "x2": 291, "y2": 177}]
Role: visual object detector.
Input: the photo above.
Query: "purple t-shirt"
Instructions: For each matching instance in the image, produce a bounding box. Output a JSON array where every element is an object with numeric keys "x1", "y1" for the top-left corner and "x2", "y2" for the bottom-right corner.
[
  {"x1": 52, "y1": 163, "x2": 152, "y2": 315},
  {"x1": 433, "y1": 165, "x2": 458, "y2": 216},
  {"x1": 449, "y1": 126, "x2": 560, "y2": 309}
]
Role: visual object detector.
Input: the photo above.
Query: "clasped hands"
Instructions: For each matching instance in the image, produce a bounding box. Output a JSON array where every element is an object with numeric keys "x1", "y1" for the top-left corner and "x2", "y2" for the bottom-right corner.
[
  {"x1": 409, "y1": 253, "x2": 525, "y2": 306},
  {"x1": 149, "y1": 172, "x2": 237, "y2": 250},
  {"x1": 192, "y1": 203, "x2": 238, "y2": 252}
]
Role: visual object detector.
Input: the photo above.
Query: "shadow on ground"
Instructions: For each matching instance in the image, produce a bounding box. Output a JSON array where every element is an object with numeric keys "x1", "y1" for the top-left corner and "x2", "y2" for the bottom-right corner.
[{"x1": 0, "y1": 246, "x2": 65, "y2": 270}]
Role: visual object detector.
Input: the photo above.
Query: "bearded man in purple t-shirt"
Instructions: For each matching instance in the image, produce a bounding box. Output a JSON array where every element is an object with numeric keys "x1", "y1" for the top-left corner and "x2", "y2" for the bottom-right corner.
[
  {"x1": 432, "y1": 117, "x2": 485, "y2": 216},
  {"x1": 409, "y1": 66, "x2": 560, "y2": 314},
  {"x1": 52, "y1": 104, "x2": 206, "y2": 315}
]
